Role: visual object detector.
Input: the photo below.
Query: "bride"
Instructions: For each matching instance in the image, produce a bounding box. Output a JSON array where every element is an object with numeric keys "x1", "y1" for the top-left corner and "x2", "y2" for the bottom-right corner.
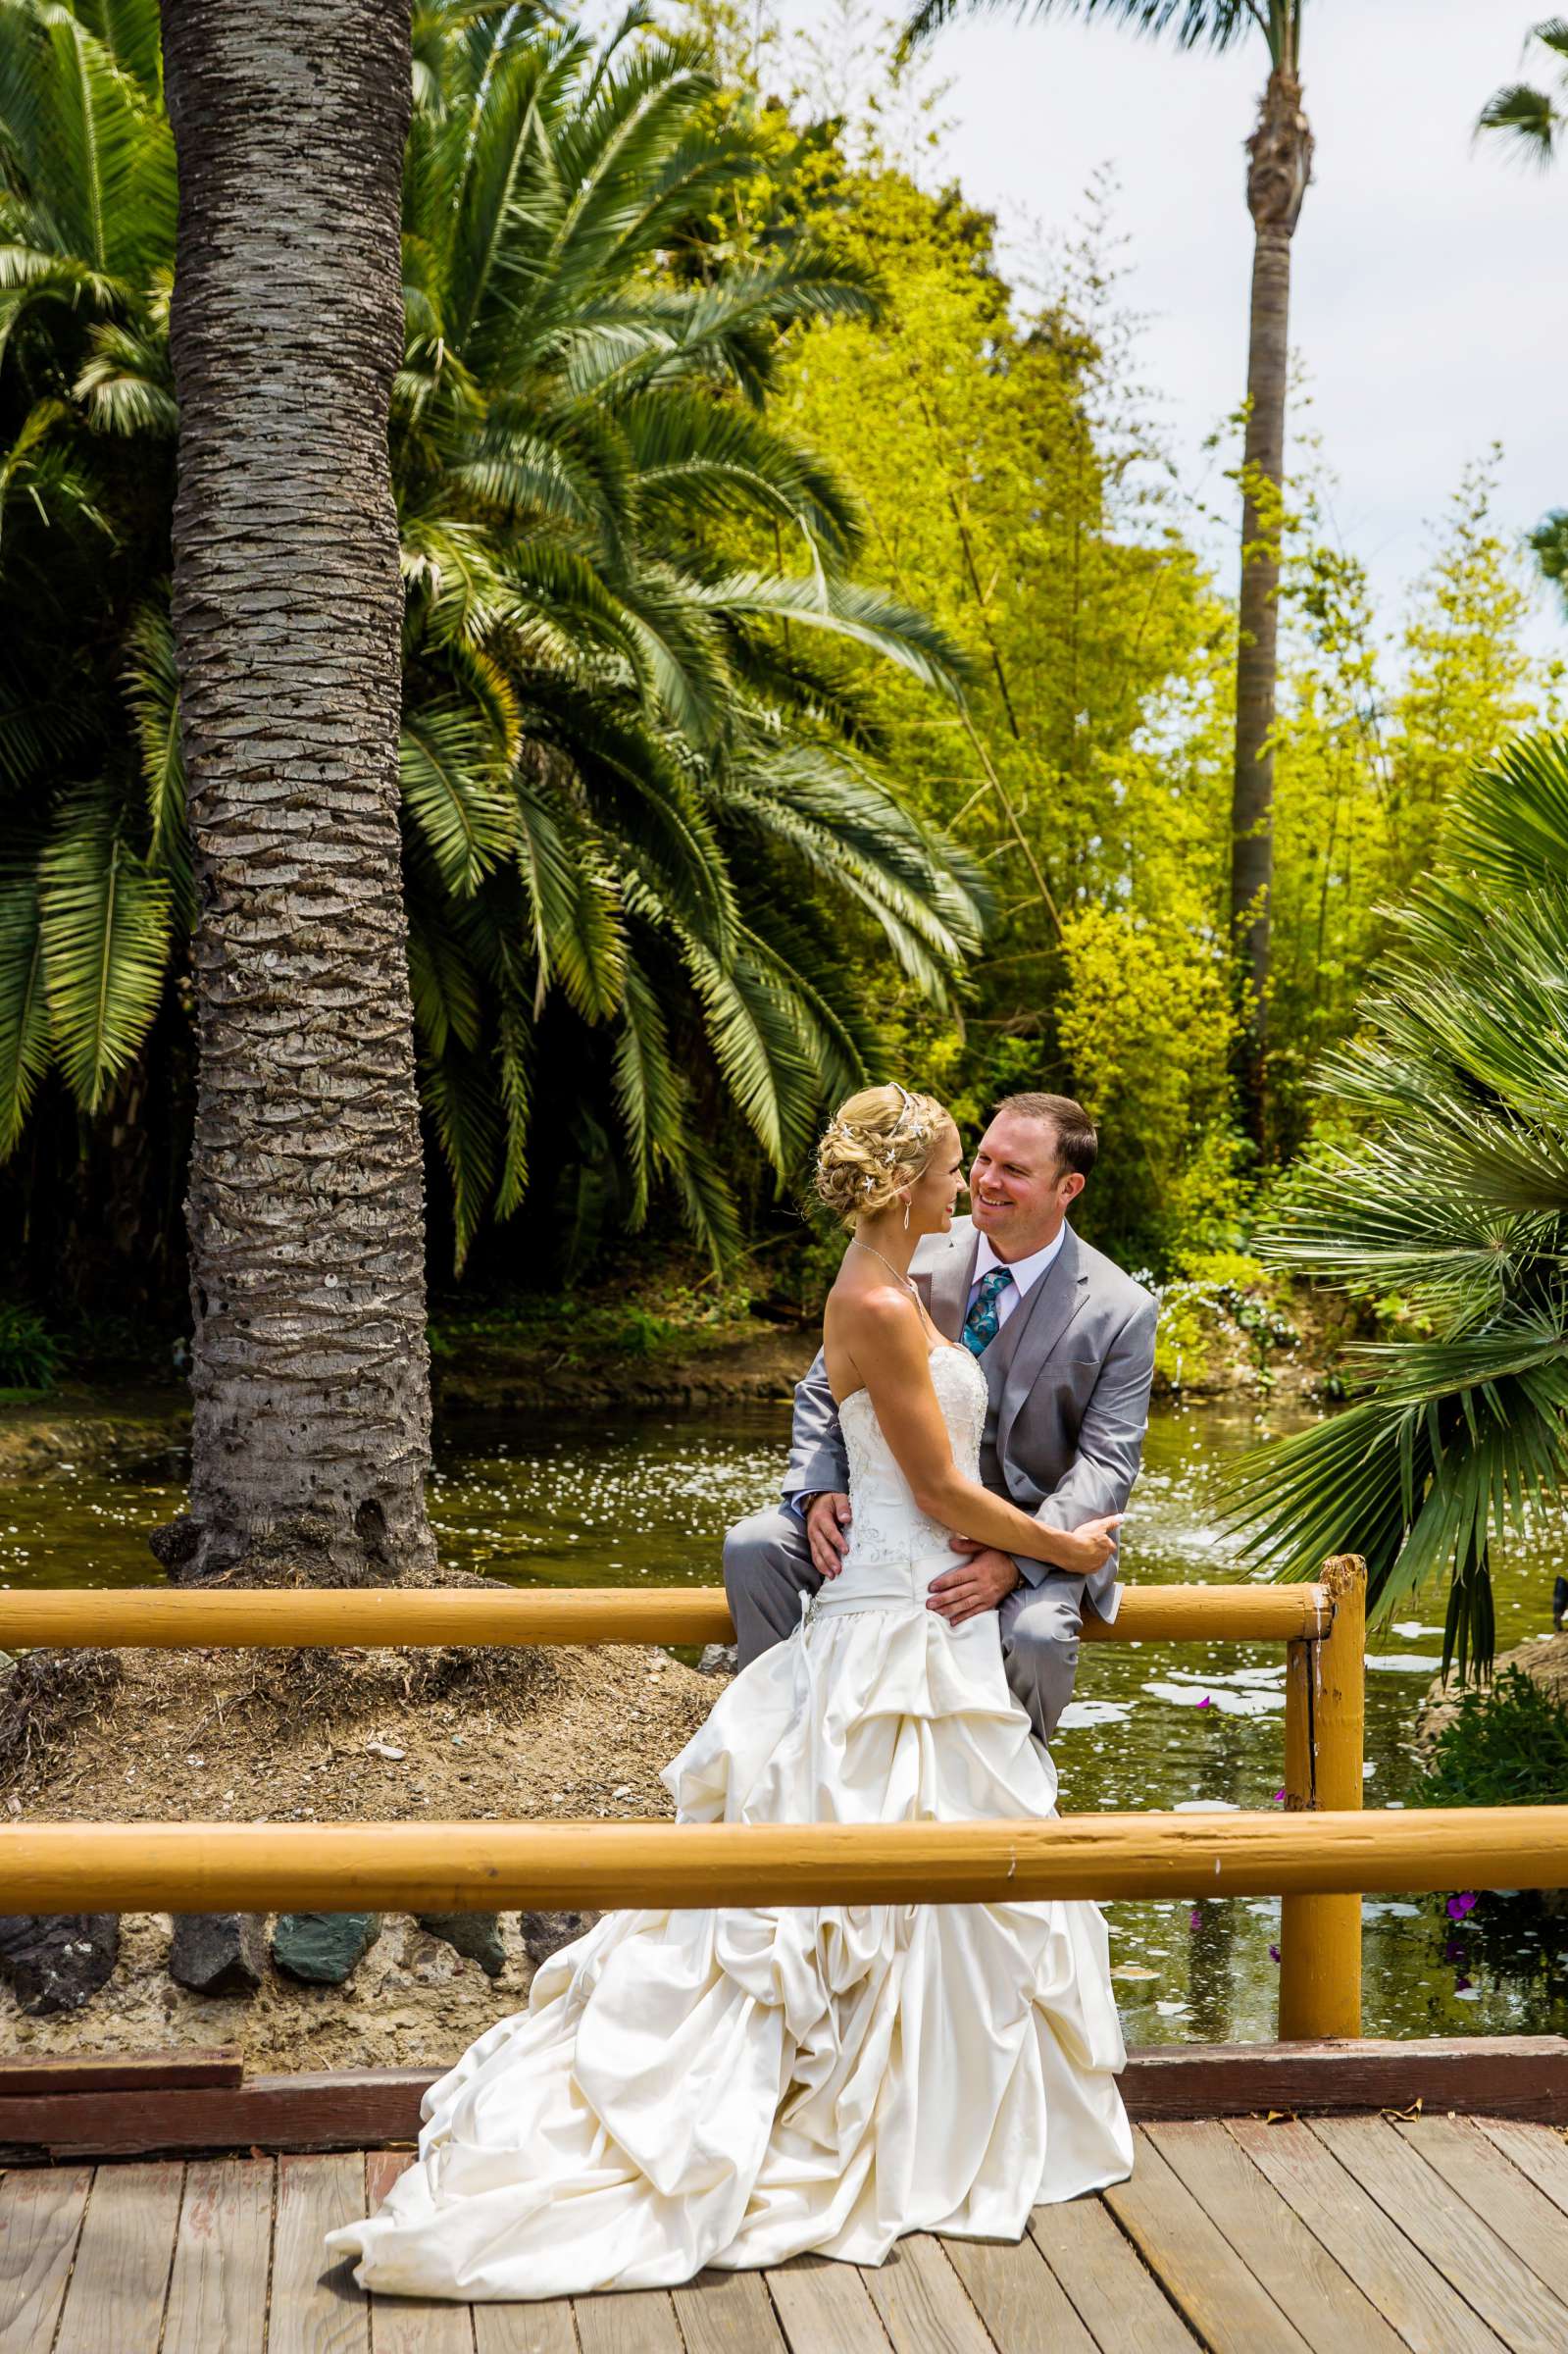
[{"x1": 328, "y1": 1083, "x2": 1134, "y2": 2301}]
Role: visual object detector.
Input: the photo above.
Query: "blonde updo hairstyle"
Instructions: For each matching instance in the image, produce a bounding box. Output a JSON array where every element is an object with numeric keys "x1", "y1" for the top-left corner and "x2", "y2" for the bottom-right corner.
[{"x1": 816, "y1": 1083, "x2": 947, "y2": 1231}]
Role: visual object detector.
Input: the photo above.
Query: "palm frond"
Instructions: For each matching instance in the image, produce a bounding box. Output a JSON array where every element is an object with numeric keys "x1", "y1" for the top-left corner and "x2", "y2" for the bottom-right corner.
[
  {"x1": 901, "y1": 0, "x2": 1257, "y2": 61},
  {"x1": 400, "y1": 698, "x2": 519, "y2": 896},
  {"x1": 1477, "y1": 80, "x2": 1562, "y2": 165},
  {"x1": 36, "y1": 783, "x2": 171, "y2": 1112},
  {"x1": 0, "y1": 860, "x2": 51, "y2": 1155}
]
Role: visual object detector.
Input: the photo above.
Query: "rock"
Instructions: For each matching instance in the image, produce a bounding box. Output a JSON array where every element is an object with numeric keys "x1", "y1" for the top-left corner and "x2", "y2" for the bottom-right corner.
[
  {"x1": 0, "y1": 1914, "x2": 119, "y2": 2015},
  {"x1": 519, "y1": 1910, "x2": 597, "y2": 1967},
  {"x1": 1417, "y1": 1631, "x2": 1568, "y2": 1750},
  {"x1": 273, "y1": 1911, "x2": 381, "y2": 1985},
  {"x1": 698, "y1": 1643, "x2": 737, "y2": 1676},
  {"x1": 416, "y1": 1912, "x2": 506, "y2": 1978},
  {"x1": 169, "y1": 1913, "x2": 268, "y2": 1997}
]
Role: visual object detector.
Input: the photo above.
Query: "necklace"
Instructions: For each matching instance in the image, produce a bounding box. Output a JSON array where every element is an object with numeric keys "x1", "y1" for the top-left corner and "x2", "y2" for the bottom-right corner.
[{"x1": 852, "y1": 1239, "x2": 919, "y2": 1295}]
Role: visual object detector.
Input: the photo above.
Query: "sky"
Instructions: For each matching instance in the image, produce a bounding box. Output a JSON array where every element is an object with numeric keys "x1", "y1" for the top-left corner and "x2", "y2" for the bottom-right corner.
[{"x1": 777, "y1": 0, "x2": 1566, "y2": 660}]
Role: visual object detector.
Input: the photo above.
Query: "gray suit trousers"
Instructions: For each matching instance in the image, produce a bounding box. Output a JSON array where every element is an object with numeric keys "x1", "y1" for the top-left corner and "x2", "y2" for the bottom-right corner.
[{"x1": 721, "y1": 1506, "x2": 1085, "y2": 1747}]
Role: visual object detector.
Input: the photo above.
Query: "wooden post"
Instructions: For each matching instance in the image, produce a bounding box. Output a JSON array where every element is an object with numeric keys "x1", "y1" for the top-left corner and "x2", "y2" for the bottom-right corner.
[{"x1": 1280, "y1": 1554, "x2": 1367, "y2": 2039}]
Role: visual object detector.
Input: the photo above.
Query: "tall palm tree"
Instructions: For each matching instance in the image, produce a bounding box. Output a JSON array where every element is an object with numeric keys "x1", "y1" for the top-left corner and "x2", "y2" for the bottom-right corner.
[
  {"x1": 155, "y1": 0, "x2": 438, "y2": 1584},
  {"x1": 901, "y1": 0, "x2": 1313, "y2": 1151},
  {"x1": 0, "y1": 0, "x2": 982, "y2": 1292},
  {"x1": 1222, "y1": 730, "x2": 1568, "y2": 1680}
]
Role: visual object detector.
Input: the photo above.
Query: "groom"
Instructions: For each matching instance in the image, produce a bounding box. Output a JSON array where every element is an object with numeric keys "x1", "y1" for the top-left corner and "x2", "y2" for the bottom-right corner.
[{"x1": 724, "y1": 1093, "x2": 1158, "y2": 1746}]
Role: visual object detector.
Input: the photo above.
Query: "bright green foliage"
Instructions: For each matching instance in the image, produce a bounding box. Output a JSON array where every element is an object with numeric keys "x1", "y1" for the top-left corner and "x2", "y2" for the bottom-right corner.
[
  {"x1": 1224, "y1": 729, "x2": 1568, "y2": 1679},
  {"x1": 1419, "y1": 1668, "x2": 1568, "y2": 1811},
  {"x1": 0, "y1": 0, "x2": 985, "y2": 1269},
  {"x1": 765, "y1": 147, "x2": 1239, "y2": 1262},
  {"x1": 1268, "y1": 453, "x2": 1549, "y2": 1161},
  {"x1": 1386, "y1": 457, "x2": 1541, "y2": 898}
]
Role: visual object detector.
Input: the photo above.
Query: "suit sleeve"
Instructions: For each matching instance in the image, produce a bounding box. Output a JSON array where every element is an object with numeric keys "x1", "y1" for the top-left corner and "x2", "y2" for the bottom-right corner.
[
  {"x1": 782, "y1": 1347, "x2": 849, "y2": 1506},
  {"x1": 1011, "y1": 1296, "x2": 1158, "y2": 1587}
]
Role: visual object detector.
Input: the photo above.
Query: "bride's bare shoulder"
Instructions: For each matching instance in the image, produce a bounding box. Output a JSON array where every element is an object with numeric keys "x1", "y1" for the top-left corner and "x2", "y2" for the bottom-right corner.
[{"x1": 826, "y1": 1276, "x2": 925, "y2": 1354}]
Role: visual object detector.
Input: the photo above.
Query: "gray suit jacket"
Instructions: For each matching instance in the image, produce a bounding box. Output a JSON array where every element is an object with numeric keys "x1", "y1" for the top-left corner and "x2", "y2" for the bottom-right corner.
[{"x1": 782, "y1": 1217, "x2": 1158, "y2": 1621}]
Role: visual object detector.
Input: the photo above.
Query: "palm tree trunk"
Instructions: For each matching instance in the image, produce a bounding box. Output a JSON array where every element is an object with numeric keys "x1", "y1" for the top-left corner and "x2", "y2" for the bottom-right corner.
[
  {"x1": 1232, "y1": 63, "x2": 1312, "y2": 1151},
  {"x1": 156, "y1": 0, "x2": 435, "y2": 1585}
]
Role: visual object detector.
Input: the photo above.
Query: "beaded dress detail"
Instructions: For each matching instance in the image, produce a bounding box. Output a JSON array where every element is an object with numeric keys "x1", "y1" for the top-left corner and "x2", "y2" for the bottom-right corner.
[{"x1": 328, "y1": 1342, "x2": 1132, "y2": 2303}]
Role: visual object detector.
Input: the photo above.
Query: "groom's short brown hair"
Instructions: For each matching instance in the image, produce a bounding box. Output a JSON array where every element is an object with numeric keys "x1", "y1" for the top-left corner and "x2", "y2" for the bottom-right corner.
[{"x1": 992, "y1": 1092, "x2": 1097, "y2": 1178}]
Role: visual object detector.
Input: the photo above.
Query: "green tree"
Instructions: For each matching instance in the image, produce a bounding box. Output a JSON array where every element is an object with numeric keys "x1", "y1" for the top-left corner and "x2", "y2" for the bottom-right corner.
[
  {"x1": 1386, "y1": 456, "x2": 1538, "y2": 900},
  {"x1": 770, "y1": 152, "x2": 1238, "y2": 1262},
  {"x1": 899, "y1": 0, "x2": 1315, "y2": 1152},
  {"x1": 0, "y1": 0, "x2": 983, "y2": 1294},
  {"x1": 1223, "y1": 730, "x2": 1568, "y2": 1680},
  {"x1": 1267, "y1": 452, "x2": 1548, "y2": 1160}
]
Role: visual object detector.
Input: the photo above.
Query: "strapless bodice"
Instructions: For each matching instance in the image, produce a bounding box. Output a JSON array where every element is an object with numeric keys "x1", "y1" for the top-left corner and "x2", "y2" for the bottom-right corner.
[{"x1": 814, "y1": 1344, "x2": 988, "y2": 1621}]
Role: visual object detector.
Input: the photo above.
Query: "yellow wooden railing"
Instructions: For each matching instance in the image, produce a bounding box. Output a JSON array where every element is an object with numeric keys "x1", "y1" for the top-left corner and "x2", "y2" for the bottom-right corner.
[{"x1": 0, "y1": 1554, "x2": 1487, "y2": 2044}]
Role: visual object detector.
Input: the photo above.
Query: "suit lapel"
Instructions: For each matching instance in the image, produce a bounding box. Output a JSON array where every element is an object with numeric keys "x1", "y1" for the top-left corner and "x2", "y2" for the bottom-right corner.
[
  {"x1": 998, "y1": 1226, "x2": 1089, "y2": 1456},
  {"x1": 915, "y1": 1225, "x2": 978, "y2": 1342}
]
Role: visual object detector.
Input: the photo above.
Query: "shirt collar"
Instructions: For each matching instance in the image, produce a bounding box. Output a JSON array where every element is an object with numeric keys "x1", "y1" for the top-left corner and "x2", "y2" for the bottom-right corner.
[{"x1": 972, "y1": 1223, "x2": 1067, "y2": 1299}]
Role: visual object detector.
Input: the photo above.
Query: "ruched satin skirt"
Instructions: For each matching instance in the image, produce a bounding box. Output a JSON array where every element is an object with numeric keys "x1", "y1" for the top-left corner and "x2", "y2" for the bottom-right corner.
[{"x1": 326, "y1": 1573, "x2": 1133, "y2": 2301}]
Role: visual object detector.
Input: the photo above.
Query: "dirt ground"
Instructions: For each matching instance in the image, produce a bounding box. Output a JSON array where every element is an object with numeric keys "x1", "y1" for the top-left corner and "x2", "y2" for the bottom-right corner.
[{"x1": 0, "y1": 1637, "x2": 723, "y2": 2072}]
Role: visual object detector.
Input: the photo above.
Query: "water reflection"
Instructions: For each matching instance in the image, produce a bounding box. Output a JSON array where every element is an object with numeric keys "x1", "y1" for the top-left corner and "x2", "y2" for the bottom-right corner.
[{"x1": 3, "y1": 1395, "x2": 1566, "y2": 2042}]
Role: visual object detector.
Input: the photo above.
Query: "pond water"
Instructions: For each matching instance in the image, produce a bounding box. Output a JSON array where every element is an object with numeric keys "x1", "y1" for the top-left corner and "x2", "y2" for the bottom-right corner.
[{"x1": 5, "y1": 1397, "x2": 1567, "y2": 2046}]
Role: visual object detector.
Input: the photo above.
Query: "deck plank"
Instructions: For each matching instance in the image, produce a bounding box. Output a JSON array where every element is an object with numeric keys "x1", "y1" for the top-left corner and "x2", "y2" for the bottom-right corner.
[
  {"x1": 0, "y1": 2163, "x2": 92, "y2": 2354},
  {"x1": 1474, "y1": 2119, "x2": 1568, "y2": 2221},
  {"x1": 943, "y1": 2229, "x2": 1098, "y2": 2354},
  {"x1": 672, "y1": 2266, "x2": 791, "y2": 2353},
  {"x1": 1105, "y1": 2129, "x2": 1310, "y2": 2354},
  {"x1": 1228, "y1": 2117, "x2": 1505, "y2": 2354},
  {"x1": 1310, "y1": 2115, "x2": 1568, "y2": 2354},
  {"x1": 472, "y1": 2292, "x2": 578, "y2": 2353},
  {"x1": 163, "y1": 2158, "x2": 272, "y2": 2354},
  {"x1": 574, "y1": 2286, "x2": 684, "y2": 2354},
  {"x1": 1028, "y1": 2196, "x2": 1198, "y2": 2352},
  {"x1": 1148, "y1": 2120, "x2": 1404, "y2": 2354},
  {"x1": 765, "y1": 2254, "x2": 892, "y2": 2354},
  {"x1": 363, "y1": 2151, "x2": 473, "y2": 2354},
  {"x1": 269, "y1": 2151, "x2": 372, "y2": 2354},
  {"x1": 1396, "y1": 2118, "x2": 1568, "y2": 2310},
  {"x1": 52, "y1": 2159, "x2": 183, "y2": 2354},
  {"x1": 859, "y1": 2233, "x2": 991, "y2": 2354}
]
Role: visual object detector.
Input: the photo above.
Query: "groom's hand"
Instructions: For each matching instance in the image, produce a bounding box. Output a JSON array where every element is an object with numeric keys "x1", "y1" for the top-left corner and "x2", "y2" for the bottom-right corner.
[
  {"x1": 927, "y1": 1545, "x2": 1020, "y2": 1626},
  {"x1": 805, "y1": 1491, "x2": 852, "y2": 1580}
]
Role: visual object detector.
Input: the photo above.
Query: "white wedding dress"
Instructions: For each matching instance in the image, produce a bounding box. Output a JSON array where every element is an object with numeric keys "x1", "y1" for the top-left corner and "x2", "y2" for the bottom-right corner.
[{"x1": 328, "y1": 1343, "x2": 1132, "y2": 2301}]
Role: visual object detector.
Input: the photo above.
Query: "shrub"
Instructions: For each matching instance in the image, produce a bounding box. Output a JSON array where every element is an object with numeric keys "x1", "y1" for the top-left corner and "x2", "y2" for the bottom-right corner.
[
  {"x1": 1418, "y1": 1666, "x2": 1568, "y2": 1810},
  {"x1": 0, "y1": 1304, "x2": 60, "y2": 1391}
]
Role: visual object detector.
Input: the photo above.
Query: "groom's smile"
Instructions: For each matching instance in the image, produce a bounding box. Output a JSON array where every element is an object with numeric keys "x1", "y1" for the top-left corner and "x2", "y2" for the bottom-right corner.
[{"x1": 968, "y1": 1108, "x2": 1087, "y2": 1258}]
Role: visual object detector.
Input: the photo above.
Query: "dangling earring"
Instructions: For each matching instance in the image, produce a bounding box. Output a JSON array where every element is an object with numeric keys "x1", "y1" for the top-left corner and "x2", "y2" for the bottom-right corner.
[{"x1": 902, "y1": 1197, "x2": 911, "y2": 1231}]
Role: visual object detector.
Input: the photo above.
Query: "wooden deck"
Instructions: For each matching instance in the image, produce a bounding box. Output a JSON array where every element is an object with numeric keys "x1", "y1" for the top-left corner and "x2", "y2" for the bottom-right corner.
[{"x1": 10, "y1": 2116, "x2": 1568, "y2": 2352}]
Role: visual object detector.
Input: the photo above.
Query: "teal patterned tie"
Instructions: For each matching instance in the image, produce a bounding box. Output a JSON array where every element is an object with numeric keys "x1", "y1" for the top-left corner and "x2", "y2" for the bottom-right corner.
[{"x1": 962, "y1": 1266, "x2": 1013, "y2": 1356}]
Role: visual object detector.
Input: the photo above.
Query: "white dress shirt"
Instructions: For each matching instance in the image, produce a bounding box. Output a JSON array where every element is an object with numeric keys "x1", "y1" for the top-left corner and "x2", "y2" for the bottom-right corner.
[{"x1": 967, "y1": 1224, "x2": 1066, "y2": 1330}]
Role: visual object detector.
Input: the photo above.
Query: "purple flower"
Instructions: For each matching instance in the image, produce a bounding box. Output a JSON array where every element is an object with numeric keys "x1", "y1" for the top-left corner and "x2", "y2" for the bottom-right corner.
[
  {"x1": 1443, "y1": 1939, "x2": 1467, "y2": 1965},
  {"x1": 1446, "y1": 1892, "x2": 1478, "y2": 1921},
  {"x1": 1195, "y1": 1695, "x2": 1213, "y2": 1711},
  {"x1": 1272, "y1": 1788, "x2": 1287, "y2": 1805},
  {"x1": 1454, "y1": 1975, "x2": 1473, "y2": 1993},
  {"x1": 1189, "y1": 1909, "x2": 1202, "y2": 1929},
  {"x1": 1268, "y1": 1943, "x2": 1281, "y2": 1964}
]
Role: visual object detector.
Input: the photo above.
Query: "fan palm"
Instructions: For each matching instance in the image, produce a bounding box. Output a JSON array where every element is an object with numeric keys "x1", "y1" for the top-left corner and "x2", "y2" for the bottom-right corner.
[
  {"x1": 901, "y1": 0, "x2": 1312, "y2": 1151},
  {"x1": 1478, "y1": 18, "x2": 1568, "y2": 167},
  {"x1": 0, "y1": 0, "x2": 983, "y2": 1273},
  {"x1": 1221, "y1": 730, "x2": 1568, "y2": 1680}
]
